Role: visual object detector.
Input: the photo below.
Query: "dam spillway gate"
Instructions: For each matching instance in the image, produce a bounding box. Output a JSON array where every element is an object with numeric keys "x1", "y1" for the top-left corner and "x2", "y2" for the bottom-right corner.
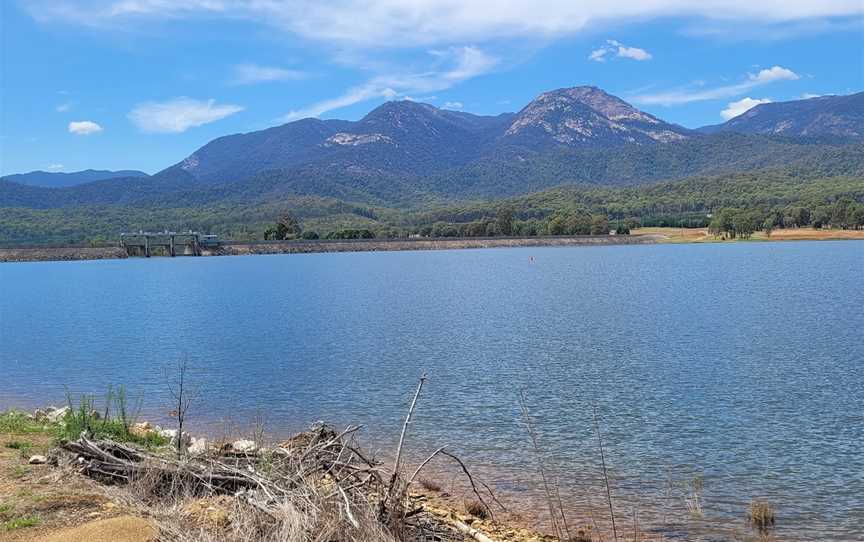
[{"x1": 120, "y1": 232, "x2": 220, "y2": 257}]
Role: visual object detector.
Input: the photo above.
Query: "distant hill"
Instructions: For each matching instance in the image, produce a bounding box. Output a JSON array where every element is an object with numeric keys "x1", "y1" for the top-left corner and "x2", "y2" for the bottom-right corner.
[
  {"x1": 698, "y1": 93, "x2": 864, "y2": 138},
  {"x1": 1, "y1": 169, "x2": 149, "y2": 188},
  {"x1": 2, "y1": 169, "x2": 861, "y2": 245},
  {"x1": 1, "y1": 87, "x2": 863, "y2": 213}
]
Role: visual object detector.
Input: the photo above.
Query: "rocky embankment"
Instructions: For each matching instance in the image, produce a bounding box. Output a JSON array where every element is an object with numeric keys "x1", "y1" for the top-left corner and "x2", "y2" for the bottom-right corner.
[
  {"x1": 0, "y1": 246, "x2": 127, "y2": 263},
  {"x1": 219, "y1": 235, "x2": 661, "y2": 257},
  {"x1": 0, "y1": 235, "x2": 661, "y2": 263}
]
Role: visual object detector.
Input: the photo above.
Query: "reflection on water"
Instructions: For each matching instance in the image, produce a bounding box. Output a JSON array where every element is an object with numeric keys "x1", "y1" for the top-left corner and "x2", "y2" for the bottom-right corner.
[{"x1": 1, "y1": 241, "x2": 862, "y2": 541}]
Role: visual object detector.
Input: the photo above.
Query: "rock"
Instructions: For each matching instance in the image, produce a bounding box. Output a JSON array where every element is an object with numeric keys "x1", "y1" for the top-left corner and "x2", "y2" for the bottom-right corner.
[
  {"x1": 47, "y1": 406, "x2": 70, "y2": 423},
  {"x1": 158, "y1": 428, "x2": 192, "y2": 450},
  {"x1": 33, "y1": 408, "x2": 48, "y2": 421},
  {"x1": 188, "y1": 437, "x2": 208, "y2": 456},
  {"x1": 231, "y1": 439, "x2": 257, "y2": 453},
  {"x1": 28, "y1": 455, "x2": 47, "y2": 465},
  {"x1": 130, "y1": 421, "x2": 153, "y2": 437}
]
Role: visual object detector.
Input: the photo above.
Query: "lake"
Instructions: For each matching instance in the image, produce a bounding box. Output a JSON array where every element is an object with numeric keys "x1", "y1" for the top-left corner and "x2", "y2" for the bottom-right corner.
[{"x1": 1, "y1": 241, "x2": 862, "y2": 541}]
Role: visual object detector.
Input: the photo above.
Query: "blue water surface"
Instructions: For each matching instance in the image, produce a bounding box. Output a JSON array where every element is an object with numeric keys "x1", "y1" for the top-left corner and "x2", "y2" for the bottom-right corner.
[{"x1": 1, "y1": 241, "x2": 862, "y2": 540}]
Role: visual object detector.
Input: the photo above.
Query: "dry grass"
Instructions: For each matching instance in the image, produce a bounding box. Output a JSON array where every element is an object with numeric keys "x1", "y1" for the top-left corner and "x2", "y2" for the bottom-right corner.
[
  {"x1": 633, "y1": 226, "x2": 864, "y2": 243},
  {"x1": 632, "y1": 227, "x2": 713, "y2": 242},
  {"x1": 150, "y1": 494, "x2": 394, "y2": 542},
  {"x1": 747, "y1": 500, "x2": 776, "y2": 533},
  {"x1": 418, "y1": 478, "x2": 442, "y2": 492},
  {"x1": 464, "y1": 499, "x2": 489, "y2": 520},
  {"x1": 763, "y1": 228, "x2": 864, "y2": 240}
]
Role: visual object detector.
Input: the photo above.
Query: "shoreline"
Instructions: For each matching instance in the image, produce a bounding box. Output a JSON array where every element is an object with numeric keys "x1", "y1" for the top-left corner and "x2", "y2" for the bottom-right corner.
[
  {"x1": 0, "y1": 234, "x2": 662, "y2": 263},
  {"x1": 1, "y1": 406, "x2": 560, "y2": 542},
  {"x1": 2, "y1": 228, "x2": 862, "y2": 263}
]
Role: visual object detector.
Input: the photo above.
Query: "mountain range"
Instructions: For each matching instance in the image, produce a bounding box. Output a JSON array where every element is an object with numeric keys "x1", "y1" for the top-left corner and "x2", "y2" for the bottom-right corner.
[
  {"x1": 699, "y1": 92, "x2": 864, "y2": 138},
  {"x1": 2, "y1": 87, "x2": 862, "y2": 213},
  {"x1": 1, "y1": 169, "x2": 149, "y2": 189}
]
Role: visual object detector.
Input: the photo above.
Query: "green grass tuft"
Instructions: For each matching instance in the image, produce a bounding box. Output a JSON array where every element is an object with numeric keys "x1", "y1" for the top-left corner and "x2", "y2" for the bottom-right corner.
[
  {"x1": 4, "y1": 440, "x2": 34, "y2": 459},
  {"x1": 2, "y1": 515, "x2": 40, "y2": 531},
  {"x1": 56, "y1": 391, "x2": 169, "y2": 449},
  {"x1": 0, "y1": 411, "x2": 51, "y2": 435},
  {"x1": 9, "y1": 465, "x2": 31, "y2": 479},
  {"x1": 1, "y1": 388, "x2": 169, "y2": 451}
]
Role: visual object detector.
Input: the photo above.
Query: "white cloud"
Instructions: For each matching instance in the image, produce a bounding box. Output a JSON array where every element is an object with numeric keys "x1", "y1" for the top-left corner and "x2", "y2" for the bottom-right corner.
[
  {"x1": 56, "y1": 103, "x2": 72, "y2": 112},
  {"x1": 588, "y1": 48, "x2": 608, "y2": 62},
  {"x1": 442, "y1": 101, "x2": 463, "y2": 110},
  {"x1": 589, "y1": 39, "x2": 652, "y2": 62},
  {"x1": 231, "y1": 64, "x2": 308, "y2": 85},
  {"x1": 281, "y1": 46, "x2": 497, "y2": 120},
  {"x1": 749, "y1": 65, "x2": 799, "y2": 83},
  {"x1": 403, "y1": 95, "x2": 438, "y2": 102},
  {"x1": 801, "y1": 93, "x2": 822, "y2": 99},
  {"x1": 22, "y1": 1, "x2": 864, "y2": 47},
  {"x1": 282, "y1": 85, "x2": 388, "y2": 121},
  {"x1": 721, "y1": 97, "x2": 771, "y2": 120},
  {"x1": 616, "y1": 45, "x2": 652, "y2": 61},
  {"x1": 633, "y1": 65, "x2": 799, "y2": 105},
  {"x1": 683, "y1": 17, "x2": 863, "y2": 41},
  {"x1": 128, "y1": 97, "x2": 244, "y2": 133},
  {"x1": 68, "y1": 120, "x2": 103, "y2": 135},
  {"x1": 45, "y1": 164, "x2": 64, "y2": 171}
]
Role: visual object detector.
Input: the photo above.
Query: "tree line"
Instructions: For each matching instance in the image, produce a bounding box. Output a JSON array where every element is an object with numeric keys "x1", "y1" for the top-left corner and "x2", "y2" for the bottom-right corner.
[
  {"x1": 1, "y1": 170, "x2": 861, "y2": 245},
  {"x1": 264, "y1": 197, "x2": 864, "y2": 242},
  {"x1": 708, "y1": 198, "x2": 864, "y2": 239}
]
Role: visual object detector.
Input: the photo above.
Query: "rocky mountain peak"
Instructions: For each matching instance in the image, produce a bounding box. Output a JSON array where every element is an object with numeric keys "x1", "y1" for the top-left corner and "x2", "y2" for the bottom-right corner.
[
  {"x1": 548, "y1": 86, "x2": 660, "y2": 123},
  {"x1": 504, "y1": 86, "x2": 689, "y2": 147}
]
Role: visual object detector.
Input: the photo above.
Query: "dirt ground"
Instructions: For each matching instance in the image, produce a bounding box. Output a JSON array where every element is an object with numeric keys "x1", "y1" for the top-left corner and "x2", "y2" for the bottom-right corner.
[
  {"x1": 0, "y1": 422, "x2": 555, "y2": 542},
  {"x1": 0, "y1": 432, "x2": 155, "y2": 542},
  {"x1": 632, "y1": 226, "x2": 864, "y2": 243}
]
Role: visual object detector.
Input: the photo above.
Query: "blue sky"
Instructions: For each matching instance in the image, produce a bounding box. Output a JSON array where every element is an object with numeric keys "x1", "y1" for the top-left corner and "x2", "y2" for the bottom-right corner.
[{"x1": 1, "y1": 1, "x2": 862, "y2": 176}]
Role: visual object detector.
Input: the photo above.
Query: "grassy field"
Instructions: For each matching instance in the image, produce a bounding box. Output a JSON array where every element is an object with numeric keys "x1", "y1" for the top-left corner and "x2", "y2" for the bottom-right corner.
[{"x1": 632, "y1": 227, "x2": 864, "y2": 243}]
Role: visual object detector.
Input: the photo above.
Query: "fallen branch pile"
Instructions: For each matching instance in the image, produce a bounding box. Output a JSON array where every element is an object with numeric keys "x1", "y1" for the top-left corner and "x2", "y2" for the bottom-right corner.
[
  {"x1": 57, "y1": 374, "x2": 508, "y2": 541},
  {"x1": 60, "y1": 422, "x2": 499, "y2": 541}
]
